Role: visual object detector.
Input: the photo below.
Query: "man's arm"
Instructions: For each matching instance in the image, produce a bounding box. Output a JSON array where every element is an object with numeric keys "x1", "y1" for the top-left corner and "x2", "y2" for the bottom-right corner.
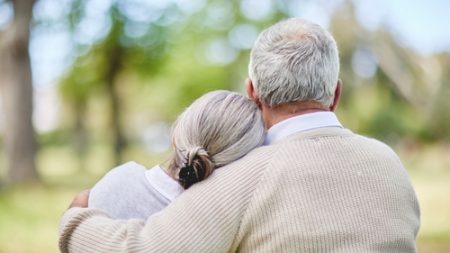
[
  {"x1": 59, "y1": 152, "x2": 271, "y2": 253},
  {"x1": 60, "y1": 187, "x2": 239, "y2": 252}
]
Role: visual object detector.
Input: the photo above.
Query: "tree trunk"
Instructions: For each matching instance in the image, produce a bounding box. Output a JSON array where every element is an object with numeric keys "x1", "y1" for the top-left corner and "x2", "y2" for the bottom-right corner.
[
  {"x1": 73, "y1": 100, "x2": 88, "y2": 171},
  {"x1": 105, "y1": 45, "x2": 125, "y2": 165},
  {"x1": 0, "y1": 0, "x2": 37, "y2": 183}
]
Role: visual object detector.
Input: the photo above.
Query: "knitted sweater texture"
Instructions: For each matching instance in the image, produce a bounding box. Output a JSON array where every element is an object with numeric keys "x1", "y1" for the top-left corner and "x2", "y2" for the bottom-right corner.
[{"x1": 59, "y1": 127, "x2": 420, "y2": 253}]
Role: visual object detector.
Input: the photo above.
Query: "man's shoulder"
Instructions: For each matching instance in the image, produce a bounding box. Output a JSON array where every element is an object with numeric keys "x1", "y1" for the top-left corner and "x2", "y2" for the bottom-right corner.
[
  {"x1": 329, "y1": 131, "x2": 404, "y2": 167},
  {"x1": 351, "y1": 132, "x2": 399, "y2": 156},
  {"x1": 269, "y1": 127, "x2": 402, "y2": 165},
  {"x1": 281, "y1": 127, "x2": 396, "y2": 151}
]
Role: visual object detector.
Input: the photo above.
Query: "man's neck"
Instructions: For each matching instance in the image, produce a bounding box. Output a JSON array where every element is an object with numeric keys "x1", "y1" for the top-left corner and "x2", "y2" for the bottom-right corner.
[{"x1": 262, "y1": 101, "x2": 330, "y2": 129}]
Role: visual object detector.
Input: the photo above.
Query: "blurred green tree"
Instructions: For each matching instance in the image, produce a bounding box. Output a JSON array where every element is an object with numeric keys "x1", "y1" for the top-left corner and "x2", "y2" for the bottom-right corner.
[
  {"x1": 331, "y1": 2, "x2": 450, "y2": 142},
  {"x1": 60, "y1": 0, "x2": 170, "y2": 165}
]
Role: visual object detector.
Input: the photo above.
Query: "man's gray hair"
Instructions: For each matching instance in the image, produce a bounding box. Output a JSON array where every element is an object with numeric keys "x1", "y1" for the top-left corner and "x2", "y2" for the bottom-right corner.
[
  {"x1": 249, "y1": 18, "x2": 340, "y2": 107},
  {"x1": 169, "y1": 90, "x2": 265, "y2": 188}
]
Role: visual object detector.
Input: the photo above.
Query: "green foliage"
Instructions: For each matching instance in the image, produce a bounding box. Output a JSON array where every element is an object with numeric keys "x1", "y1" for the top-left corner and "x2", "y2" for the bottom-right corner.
[
  {"x1": 362, "y1": 83, "x2": 421, "y2": 142},
  {"x1": 59, "y1": 53, "x2": 104, "y2": 104},
  {"x1": 427, "y1": 82, "x2": 450, "y2": 141},
  {"x1": 38, "y1": 129, "x2": 71, "y2": 148}
]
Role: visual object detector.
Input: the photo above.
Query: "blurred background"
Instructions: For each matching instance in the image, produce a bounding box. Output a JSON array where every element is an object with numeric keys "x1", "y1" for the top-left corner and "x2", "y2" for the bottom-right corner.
[{"x1": 0, "y1": 0, "x2": 449, "y2": 252}]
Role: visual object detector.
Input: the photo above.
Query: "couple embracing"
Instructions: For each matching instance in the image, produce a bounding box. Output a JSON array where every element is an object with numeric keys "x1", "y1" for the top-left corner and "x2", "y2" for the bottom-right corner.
[{"x1": 59, "y1": 18, "x2": 420, "y2": 253}]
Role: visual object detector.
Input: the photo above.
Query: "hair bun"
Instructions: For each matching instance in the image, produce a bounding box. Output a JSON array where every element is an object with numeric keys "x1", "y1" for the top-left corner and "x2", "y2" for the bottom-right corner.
[
  {"x1": 187, "y1": 146, "x2": 209, "y2": 163},
  {"x1": 178, "y1": 146, "x2": 215, "y2": 189}
]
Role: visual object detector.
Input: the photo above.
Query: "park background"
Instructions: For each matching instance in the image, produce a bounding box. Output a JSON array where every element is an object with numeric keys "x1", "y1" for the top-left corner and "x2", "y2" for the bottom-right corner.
[{"x1": 0, "y1": 0, "x2": 449, "y2": 252}]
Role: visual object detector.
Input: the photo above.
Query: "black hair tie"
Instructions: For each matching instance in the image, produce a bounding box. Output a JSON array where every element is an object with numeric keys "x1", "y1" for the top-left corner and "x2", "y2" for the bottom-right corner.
[{"x1": 178, "y1": 164, "x2": 199, "y2": 189}]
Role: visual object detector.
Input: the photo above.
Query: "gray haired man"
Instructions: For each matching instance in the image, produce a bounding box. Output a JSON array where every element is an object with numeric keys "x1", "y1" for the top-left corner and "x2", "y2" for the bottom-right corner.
[{"x1": 60, "y1": 18, "x2": 420, "y2": 253}]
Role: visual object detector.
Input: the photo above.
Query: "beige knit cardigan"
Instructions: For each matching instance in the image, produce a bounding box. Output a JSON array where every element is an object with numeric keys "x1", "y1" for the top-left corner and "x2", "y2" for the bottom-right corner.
[{"x1": 59, "y1": 127, "x2": 420, "y2": 253}]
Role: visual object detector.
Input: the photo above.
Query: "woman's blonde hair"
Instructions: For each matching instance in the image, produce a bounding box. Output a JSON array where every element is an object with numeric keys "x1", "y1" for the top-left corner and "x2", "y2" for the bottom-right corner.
[{"x1": 169, "y1": 90, "x2": 265, "y2": 189}]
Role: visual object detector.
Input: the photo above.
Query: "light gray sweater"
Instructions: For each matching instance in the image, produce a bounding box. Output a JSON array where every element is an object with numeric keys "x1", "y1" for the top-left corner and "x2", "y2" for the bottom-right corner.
[{"x1": 59, "y1": 127, "x2": 420, "y2": 253}]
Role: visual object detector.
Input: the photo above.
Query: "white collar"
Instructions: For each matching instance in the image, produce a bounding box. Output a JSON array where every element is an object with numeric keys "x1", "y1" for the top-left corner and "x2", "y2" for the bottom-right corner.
[
  {"x1": 145, "y1": 165, "x2": 184, "y2": 201},
  {"x1": 264, "y1": 111, "x2": 342, "y2": 145}
]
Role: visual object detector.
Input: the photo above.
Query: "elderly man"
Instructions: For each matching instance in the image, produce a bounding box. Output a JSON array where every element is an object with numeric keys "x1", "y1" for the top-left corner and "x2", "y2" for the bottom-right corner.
[{"x1": 59, "y1": 18, "x2": 420, "y2": 252}]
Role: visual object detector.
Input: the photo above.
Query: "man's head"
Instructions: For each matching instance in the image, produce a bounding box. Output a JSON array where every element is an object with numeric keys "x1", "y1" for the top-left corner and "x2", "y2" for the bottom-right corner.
[{"x1": 247, "y1": 18, "x2": 341, "y2": 127}]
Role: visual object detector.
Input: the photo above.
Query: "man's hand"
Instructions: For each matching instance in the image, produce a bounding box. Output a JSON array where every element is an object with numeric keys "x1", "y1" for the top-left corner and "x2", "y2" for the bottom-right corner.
[{"x1": 68, "y1": 189, "x2": 90, "y2": 209}]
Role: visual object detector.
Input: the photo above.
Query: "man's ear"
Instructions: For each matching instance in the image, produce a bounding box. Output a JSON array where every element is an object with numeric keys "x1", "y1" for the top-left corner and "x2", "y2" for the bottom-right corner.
[
  {"x1": 245, "y1": 78, "x2": 261, "y2": 108},
  {"x1": 245, "y1": 78, "x2": 256, "y2": 99},
  {"x1": 330, "y1": 79, "x2": 342, "y2": 112}
]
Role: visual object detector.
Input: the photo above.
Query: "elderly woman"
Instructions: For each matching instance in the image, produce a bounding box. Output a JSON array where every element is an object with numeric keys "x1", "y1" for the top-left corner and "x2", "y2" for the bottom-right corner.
[{"x1": 88, "y1": 90, "x2": 265, "y2": 219}]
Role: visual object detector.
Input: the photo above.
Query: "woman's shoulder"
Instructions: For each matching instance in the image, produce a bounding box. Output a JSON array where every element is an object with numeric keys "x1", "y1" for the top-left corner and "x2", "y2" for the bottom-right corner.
[
  {"x1": 105, "y1": 161, "x2": 147, "y2": 177},
  {"x1": 89, "y1": 161, "x2": 148, "y2": 200}
]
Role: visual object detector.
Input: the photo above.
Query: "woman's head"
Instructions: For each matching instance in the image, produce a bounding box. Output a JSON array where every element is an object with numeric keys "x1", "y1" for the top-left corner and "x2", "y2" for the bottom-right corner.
[{"x1": 169, "y1": 90, "x2": 265, "y2": 189}]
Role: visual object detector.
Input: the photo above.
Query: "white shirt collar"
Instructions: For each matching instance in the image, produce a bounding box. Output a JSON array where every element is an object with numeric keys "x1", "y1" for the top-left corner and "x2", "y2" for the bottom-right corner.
[
  {"x1": 264, "y1": 111, "x2": 342, "y2": 145},
  {"x1": 145, "y1": 165, "x2": 184, "y2": 201}
]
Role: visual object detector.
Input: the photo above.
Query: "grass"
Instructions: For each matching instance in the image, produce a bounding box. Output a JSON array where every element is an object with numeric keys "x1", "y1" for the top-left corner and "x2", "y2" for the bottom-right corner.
[
  {"x1": 0, "y1": 184, "x2": 76, "y2": 253},
  {"x1": 404, "y1": 143, "x2": 450, "y2": 252},
  {"x1": 0, "y1": 143, "x2": 449, "y2": 253}
]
